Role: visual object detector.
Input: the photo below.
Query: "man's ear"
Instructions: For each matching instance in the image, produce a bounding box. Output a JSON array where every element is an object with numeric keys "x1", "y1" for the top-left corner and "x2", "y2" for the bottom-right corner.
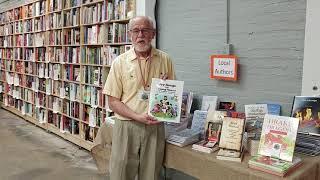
[{"x1": 151, "y1": 30, "x2": 156, "y2": 39}]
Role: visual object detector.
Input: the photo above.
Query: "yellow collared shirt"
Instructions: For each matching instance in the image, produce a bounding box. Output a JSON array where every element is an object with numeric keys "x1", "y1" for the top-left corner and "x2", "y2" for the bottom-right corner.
[{"x1": 103, "y1": 47, "x2": 176, "y2": 120}]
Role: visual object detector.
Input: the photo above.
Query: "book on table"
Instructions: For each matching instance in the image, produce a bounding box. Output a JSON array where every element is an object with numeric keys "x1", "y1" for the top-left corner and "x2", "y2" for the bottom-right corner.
[
  {"x1": 166, "y1": 110, "x2": 207, "y2": 147},
  {"x1": 192, "y1": 109, "x2": 226, "y2": 153},
  {"x1": 248, "y1": 114, "x2": 301, "y2": 176},
  {"x1": 216, "y1": 116, "x2": 245, "y2": 162},
  {"x1": 248, "y1": 155, "x2": 302, "y2": 177}
]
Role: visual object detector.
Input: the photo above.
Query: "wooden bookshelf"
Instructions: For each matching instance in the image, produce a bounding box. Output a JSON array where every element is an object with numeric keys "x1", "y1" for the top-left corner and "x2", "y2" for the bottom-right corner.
[{"x1": 0, "y1": 0, "x2": 136, "y2": 151}]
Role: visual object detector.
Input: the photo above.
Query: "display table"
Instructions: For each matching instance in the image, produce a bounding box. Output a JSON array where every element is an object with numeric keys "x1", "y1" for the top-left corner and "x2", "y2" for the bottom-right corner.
[
  {"x1": 165, "y1": 144, "x2": 319, "y2": 180},
  {"x1": 91, "y1": 123, "x2": 320, "y2": 180}
]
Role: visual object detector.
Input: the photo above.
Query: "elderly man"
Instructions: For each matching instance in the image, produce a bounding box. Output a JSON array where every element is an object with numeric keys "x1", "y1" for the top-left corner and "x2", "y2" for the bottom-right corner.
[{"x1": 103, "y1": 16, "x2": 176, "y2": 180}]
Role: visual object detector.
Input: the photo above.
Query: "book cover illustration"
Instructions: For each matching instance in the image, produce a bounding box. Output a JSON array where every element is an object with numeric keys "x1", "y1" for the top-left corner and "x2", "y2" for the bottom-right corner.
[
  {"x1": 205, "y1": 110, "x2": 226, "y2": 143},
  {"x1": 258, "y1": 114, "x2": 299, "y2": 162},
  {"x1": 290, "y1": 96, "x2": 320, "y2": 135},
  {"x1": 181, "y1": 91, "x2": 193, "y2": 117},
  {"x1": 245, "y1": 104, "x2": 268, "y2": 137},
  {"x1": 219, "y1": 101, "x2": 236, "y2": 111},
  {"x1": 206, "y1": 121, "x2": 222, "y2": 142},
  {"x1": 148, "y1": 78, "x2": 184, "y2": 123}
]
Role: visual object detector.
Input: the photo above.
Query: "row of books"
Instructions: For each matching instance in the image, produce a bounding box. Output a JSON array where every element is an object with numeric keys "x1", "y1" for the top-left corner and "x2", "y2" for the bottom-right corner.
[
  {"x1": 2, "y1": 73, "x2": 105, "y2": 107},
  {"x1": 0, "y1": 0, "x2": 135, "y2": 25},
  {"x1": 0, "y1": 0, "x2": 48, "y2": 21},
  {"x1": 63, "y1": 8, "x2": 80, "y2": 27},
  {"x1": 0, "y1": 45, "x2": 129, "y2": 66}
]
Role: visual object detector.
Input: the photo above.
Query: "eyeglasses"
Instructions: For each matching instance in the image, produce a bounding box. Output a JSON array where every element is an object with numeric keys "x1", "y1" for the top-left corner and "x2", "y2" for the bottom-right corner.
[{"x1": 129, "y1": 28, "x2": 154, "y2": 35}]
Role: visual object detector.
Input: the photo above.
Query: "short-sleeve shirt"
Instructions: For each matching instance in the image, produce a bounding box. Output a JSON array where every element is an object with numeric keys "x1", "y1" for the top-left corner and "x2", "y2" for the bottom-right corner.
[{"x1": 103, "y1": 47, "x2": 176, "y2": 120}]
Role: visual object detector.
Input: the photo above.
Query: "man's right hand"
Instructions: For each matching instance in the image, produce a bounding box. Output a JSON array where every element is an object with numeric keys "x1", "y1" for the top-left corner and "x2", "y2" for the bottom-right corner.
[{"x1": 135, "y1": 113, "x2": 162, "y2": 125}]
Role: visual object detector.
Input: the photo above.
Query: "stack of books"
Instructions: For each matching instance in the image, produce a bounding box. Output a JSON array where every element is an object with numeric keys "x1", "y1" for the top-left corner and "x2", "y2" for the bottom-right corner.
[
  {"x1": 248, "y1": 114, "x2": 302, "y2": 176},
  {"x1": 192, "y1": 140, "x2": 219, "y2": 153},
  {"x1": 249, "y1": 155, "x2": 302, "y2": 177},
  {"x1": 216, "y1": 148, "x2": 244, "y2": 162},
  {"x1": 166, "y1": 110, "x2": 207, "y2": 147}
]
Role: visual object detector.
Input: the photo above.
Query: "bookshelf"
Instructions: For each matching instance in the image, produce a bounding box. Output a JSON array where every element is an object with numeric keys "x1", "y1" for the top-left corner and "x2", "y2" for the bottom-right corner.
[{"x1": 0, "y1": 0, "x2": 135, "y2": 150}]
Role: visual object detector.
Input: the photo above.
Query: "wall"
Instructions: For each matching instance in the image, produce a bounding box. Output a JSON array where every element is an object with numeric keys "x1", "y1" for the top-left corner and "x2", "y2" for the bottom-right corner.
[
  {"x1": 302, "y1": 0, "x2": 320, "y2": 96},
  {"x1": 157, "y1": 0, "x2": 306, "y2": 115}
]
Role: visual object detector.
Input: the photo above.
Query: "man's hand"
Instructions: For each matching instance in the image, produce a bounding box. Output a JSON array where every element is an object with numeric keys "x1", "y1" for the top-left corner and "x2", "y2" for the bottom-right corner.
[
  {"x1": 136, "y1": 113, "x2": 162, "y2": 125},
  {"x1": 160, "y1": 73, "x2": 168, "y2": 80}
]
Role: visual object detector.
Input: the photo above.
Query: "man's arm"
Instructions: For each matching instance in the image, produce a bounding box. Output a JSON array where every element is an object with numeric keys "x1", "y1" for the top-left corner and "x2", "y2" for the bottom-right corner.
[{"x1": 108, "y1": 96, "x2": 160, "y2": 125}]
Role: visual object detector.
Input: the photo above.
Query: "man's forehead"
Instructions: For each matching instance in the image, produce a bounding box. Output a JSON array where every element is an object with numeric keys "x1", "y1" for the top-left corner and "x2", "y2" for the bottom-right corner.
[{"x1": 131, "y1": 19, "x2": 152, "y2": 28}]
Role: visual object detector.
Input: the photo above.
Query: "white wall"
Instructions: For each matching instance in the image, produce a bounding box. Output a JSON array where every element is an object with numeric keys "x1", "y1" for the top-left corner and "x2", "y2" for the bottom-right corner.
[{"x1": 302, "y1": 0, "x2": 320, "y2": 96}]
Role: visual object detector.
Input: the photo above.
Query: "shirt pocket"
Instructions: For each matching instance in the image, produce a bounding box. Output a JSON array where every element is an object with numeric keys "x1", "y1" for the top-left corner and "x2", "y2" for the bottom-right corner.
[{"x1": 123, "y1": 69, "x2": 138, "y2": 92}]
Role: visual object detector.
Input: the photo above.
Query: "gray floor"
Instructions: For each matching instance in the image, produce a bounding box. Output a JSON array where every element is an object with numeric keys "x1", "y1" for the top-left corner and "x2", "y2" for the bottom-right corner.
[
  {"x1": 0, "y1": 108, "x2": 196, "y2": 180},
  {"x1": 0, "y1": 108, "x2": 106, "y2": 180}
]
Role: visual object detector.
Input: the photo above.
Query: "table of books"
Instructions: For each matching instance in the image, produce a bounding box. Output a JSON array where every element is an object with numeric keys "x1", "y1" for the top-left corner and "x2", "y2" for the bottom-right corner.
[{"x1": 91, "y1": 123, "x2": 320, "y2": 180}]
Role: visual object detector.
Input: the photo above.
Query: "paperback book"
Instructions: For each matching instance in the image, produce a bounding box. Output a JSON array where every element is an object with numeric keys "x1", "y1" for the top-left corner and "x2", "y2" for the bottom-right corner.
[
  {"x1": 148, "y1": 78, "x2": 184, "y2": 123},
  {"x1": 258, "y1": 114, "x2": 299, "y2": 162},
  {"x1": 245, "y1": 104, "x2": 268, "y2": 137}
]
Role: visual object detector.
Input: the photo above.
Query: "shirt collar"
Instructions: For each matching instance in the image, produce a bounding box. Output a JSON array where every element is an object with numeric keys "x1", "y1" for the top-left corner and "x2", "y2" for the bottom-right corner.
[{"x1": 128, "y1": 46, "x2": 158, "y2": 61}]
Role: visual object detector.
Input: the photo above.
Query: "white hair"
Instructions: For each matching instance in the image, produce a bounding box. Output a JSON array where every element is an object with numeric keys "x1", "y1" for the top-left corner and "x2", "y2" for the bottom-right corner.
[{"x1": 128, "y1": 16, "x2": 155, "y2": 30}]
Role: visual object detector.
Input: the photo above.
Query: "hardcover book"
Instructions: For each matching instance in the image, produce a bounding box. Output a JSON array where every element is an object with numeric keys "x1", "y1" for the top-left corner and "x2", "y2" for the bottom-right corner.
[
  {"x1": 290, "y1": 96, "x2": 320, "y2": 135},
  {"x1": 148, "y1": 78, "x2": 184, "y2": 123},
  {"x1": 258, "y1": 114, "x2": 299, "y2": 162}
]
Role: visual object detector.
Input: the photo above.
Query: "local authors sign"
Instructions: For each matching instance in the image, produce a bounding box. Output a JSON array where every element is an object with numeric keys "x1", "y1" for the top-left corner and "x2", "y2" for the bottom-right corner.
[{"x1": 210, "y1": 55, "x2": 238, "y2": 81}]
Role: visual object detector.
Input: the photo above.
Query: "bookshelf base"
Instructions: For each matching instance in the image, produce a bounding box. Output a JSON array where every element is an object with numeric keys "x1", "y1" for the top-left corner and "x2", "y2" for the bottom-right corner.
[{"x1": 1, "y1": 104, "x2": 94, "y2": 151}]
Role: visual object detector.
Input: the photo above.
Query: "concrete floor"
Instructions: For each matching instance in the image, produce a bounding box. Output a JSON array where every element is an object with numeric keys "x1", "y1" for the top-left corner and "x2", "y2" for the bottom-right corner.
[
  {"x1": 0, "y1": 109, "x2": 106, "y2": 180},
  {"x1": 0, "y1": 108, "x2": 196, "y2": 180}
]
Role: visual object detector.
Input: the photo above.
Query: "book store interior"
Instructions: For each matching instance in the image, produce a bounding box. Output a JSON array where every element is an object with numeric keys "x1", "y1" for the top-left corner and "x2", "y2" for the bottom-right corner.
[{"x1": 0, "y1": 0, "x2": 320, "y2": 180}]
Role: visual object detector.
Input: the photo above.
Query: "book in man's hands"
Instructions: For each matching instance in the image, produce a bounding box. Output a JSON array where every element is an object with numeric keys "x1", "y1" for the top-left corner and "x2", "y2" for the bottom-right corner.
[{"x1": 148, "y1": 78, "x2": 184, "y2": 123}]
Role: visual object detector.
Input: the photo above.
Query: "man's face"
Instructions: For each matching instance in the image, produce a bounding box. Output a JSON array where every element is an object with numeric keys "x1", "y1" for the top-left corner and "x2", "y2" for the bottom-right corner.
[{"x1": 129, "y1": 19, "x2": 155, "y2": 53}]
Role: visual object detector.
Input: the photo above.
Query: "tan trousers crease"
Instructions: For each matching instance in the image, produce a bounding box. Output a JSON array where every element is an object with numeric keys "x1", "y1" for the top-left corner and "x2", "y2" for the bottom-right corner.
[{"x1": 109, "y1": 120, "x2": 165, "y2": 180}]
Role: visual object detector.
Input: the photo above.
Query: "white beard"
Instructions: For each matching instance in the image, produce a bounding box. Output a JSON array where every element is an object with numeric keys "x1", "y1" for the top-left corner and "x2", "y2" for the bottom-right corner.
[{"x1": 133, "y1": 43, "x2": 151, "y2": 52}]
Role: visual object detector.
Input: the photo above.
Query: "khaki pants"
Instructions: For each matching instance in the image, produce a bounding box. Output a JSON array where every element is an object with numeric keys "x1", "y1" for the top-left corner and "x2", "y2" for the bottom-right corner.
[{"x1": 109, "y1": 120, "x2": 165, "y2": 180}]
